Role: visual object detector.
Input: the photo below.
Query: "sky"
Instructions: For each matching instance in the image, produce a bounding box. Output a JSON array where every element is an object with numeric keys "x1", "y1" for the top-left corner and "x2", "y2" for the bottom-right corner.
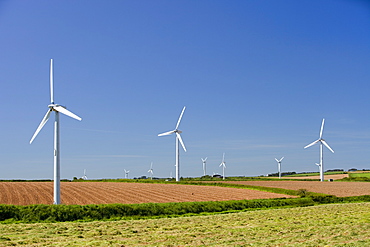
[{"x1": 0, "y1": 0, "x2": 369, "y2": 180}]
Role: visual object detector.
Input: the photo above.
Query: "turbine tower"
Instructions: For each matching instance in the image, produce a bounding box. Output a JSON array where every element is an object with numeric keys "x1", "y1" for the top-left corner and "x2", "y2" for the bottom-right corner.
[
  {"x1": 274, "y1": 157, "x2": 284, "y2": 179},
  {"x1": 158, "y1": 106, "x2": 187, "y2": 182},
  {"x1": 201, "y1": 157, "x2": 207, "y2": 176},
  {"x1": 304, "y1": 118, "x2": 334, "y2": 182},
  {"x1": 148, "y1": 162, "x2": 153, "y2": 180},
  {"x1": 219, "y1": 153, "x2": 226, "y2": 180},
  {"x1": 30, "y1": 59, "x2": 82, "y2": 204},
  {"x1": 124, "y1": 169, "x2": 130, "y2": 179}
]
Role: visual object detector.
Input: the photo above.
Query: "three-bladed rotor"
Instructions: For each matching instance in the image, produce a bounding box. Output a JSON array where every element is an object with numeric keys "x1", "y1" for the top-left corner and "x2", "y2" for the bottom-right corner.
[
  {"x1": 219, "y1": 153, "x2": 226, "y2": 168},
  {"x1": 30, "y1": 59, "x2": 82, "y2": 144},
  {"x1": 158, "y1": 106, "x2": 187, "y2": 152},
  {"x1": 304, "y1": 119, "x2": 334, "y2": 153}
]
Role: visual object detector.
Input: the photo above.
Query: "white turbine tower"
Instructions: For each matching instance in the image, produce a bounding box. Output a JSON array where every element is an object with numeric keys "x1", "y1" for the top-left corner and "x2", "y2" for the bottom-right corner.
[
  {"x1": 82, "y1": 169, "x2": 87, "y2": 180},
  {"x1": 219, "y1": 153, "x2": 226, "y2": 180},
  {"x1": 304, "y1": 118, "x2": 334, "y2": 182},
  {"x1": 124, "y1": 169, "x2": 130, "y2": 179},
  {"x1": 274, "y1": 157, "x2": 284, "y2": 179},
  {"x1": 148, "y1": 162, "x2": 154, "y2": 180},
  {"x1": 201, "y1": 157, "x2": 207, "y2": 176},
  {"x1": 158, "y1": 106, "x2": 187, "y2": 182},
  {"x1": 30, "y1": 59, "x2": 82, "y2": 205}
]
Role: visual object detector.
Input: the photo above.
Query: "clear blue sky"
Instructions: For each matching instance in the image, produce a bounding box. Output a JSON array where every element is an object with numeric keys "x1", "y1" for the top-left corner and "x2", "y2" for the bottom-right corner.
[{"x1": 0, "y1": 0, "x2": 369, "y2": 179}]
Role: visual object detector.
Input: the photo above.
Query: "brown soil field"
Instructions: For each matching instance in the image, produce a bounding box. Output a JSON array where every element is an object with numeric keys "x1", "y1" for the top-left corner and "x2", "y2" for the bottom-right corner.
[
  {"x1": 218, "y1": 181, "x2": 370, "y2": 197},
  {"x1": 0, "y1": 182, "x2": 295, "y2": 206},
  {"x1": 283, "y1": 174, "x2": 349, "y2": 180}
]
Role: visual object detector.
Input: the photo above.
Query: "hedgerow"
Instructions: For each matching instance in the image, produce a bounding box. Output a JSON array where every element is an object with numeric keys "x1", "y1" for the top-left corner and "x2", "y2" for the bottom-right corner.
[{"x1": 0, "y1": 197, "x2": 314, "y2": 223}]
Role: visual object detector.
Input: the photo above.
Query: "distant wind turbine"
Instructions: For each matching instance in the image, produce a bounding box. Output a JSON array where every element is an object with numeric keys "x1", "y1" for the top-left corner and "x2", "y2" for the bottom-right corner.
[
  {"x1": 148, "y1": 162, "x2": 153, "y2": 180},
  {"x1": 201, "y1": 157, "x2": 208, "y2": 176},
  {"x1": 30, "y1": 59, "x2": 82, "y2": 204},
  {"x1": 82, "y1": 169, "x2": 87, "y2": 180},
  {"x1": 274, "y1": 157, "x2": 284, "y2": 179},
  {"x1": 219, "y1": 153, "x2": 226, "y2": 180},
  {"x1": 304, "y1": 118, "x2": 334, "y2": 182},
  {"x1": 158, "y1": 106, "x2": 187, "y2": 182},
  {"x1": 124, "y1": 169, "x2": 130, "y2": 179}
]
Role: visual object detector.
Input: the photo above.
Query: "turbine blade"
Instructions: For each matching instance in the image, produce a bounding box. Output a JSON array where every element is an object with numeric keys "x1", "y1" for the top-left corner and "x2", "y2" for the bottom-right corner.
[
  {"x1": 275, "y1": 158, "x2": 279, "y2": 162},
  {"x1": 53, "y1": 106, "x2": 82, "y2": 121},
  {"x1": 315, "y1": 163, "x2": 321, "y2": 166},
  {"x1": 222, "y1": 153, "x2": 225, "y2": 162},
  {"x1": 280, "y1": 157, "x2": 284, "y2": 162},
  {"x1": 319, "y1": 118, "x2": 325, "y2": 139},
  {"x1": 30, "y1": 109, "x2": 52, "y2": 144},
  {"x1": 175, "y1": 106, "x2": 186, "y2": 129},
  {"x1": 158, "y1": 130, "x2": 175, "y2": 136},
  {"x1": 50, "y1": 59, "x2": 54, "y2": 103},
  {"x1": 176, "y1": 132, "x2": 187, "y2": 152},
  {"x1": 322, "y1": 140, "x2": 334, "y2": 153},
  {"x1": 205, "y1": 157, "x2": 208, "y2": 161},
  {"x1": 304, "y1": 140, "x2": 319, "y2": 149}
]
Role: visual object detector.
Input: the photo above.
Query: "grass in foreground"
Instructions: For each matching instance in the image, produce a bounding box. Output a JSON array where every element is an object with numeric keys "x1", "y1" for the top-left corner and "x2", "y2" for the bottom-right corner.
[{"x1": 1, "y1": 202, "x2": 369, "y2": 246}]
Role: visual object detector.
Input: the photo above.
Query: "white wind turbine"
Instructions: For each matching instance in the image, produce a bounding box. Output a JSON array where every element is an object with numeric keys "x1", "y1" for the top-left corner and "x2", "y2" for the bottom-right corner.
[
  {"x1": 158, "y1": 106, "x2": 187, "y2": 182},
  {"x1": 82, "y1": 169, "x2": 88, "y2": 180},
  {"x1": 219, "y1": 153, "x2": 226, "y2": 180},
  {"x1": 274, "y1": 157, "x2": 284, "y2": 179},
  {"x1": 201, "y1": 157, "x2": 208, "y2": 176},
  {"x1": 124, "y1": 169, "x2": 130, "y2": 179},
  {"x1": 304, "y1": 118, "x2": 334, "y2": 182},
  {"x1": 148, "y1": 162, "x2": 153, "y2": 180},
  {"x1": 30, "y1": 59, "x2": 82, "y2": 205}
]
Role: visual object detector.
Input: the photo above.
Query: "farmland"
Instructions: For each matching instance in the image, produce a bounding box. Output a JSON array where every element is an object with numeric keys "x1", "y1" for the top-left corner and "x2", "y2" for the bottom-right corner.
[
  {"x1": 0, "y1": 182, "x2": 295, "y2": 205},
  {"x1": 217, "y1": 180, "x2": 370, "y2": 197},
  {"x1": 0, "y1": 202, "x2": 369, "y2": 246}
]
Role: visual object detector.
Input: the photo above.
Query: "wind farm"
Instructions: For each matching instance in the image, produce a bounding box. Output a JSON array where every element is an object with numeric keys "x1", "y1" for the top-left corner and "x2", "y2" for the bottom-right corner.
[{"x1": 0, "y1": 1, "x2": 369, "y2": 246}]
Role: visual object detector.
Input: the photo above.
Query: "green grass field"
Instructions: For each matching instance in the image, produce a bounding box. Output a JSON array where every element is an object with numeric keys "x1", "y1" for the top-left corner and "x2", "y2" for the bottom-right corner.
[
  {"x1": 1, "y1": 202, "x2": 369, "y2": 246},
  {"x1": 349, "y1": 172, "x2": 370, "y2": 178}
]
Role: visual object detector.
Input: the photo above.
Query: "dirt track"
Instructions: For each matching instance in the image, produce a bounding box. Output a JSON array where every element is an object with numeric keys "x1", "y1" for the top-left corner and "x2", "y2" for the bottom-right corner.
[{"x1": 0, "y1": 182, "x2": 295, "y2": 205}]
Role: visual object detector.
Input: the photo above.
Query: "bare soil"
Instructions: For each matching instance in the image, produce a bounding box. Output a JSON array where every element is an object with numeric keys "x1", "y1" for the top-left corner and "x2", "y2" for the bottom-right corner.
[
  {"x1": 0, "y1": 182, "x2": 295, "y2": 205},
  {"x1": 283, "y1": 174, "x2": 349, "y2": 180},
  {"x1": 220, "y1": 180, "x2": 370, "y2": 197}
]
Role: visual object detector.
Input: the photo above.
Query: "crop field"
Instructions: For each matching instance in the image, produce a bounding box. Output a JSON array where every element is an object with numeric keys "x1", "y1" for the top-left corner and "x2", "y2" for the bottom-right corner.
[
  {"x1": 349, "y1": 171, "x2": 370, "y2": 179},
  {"x1": 218, "y1": 180, "x2": 370, "y2": 197},
  {"x1": 0, "y1": 182, "x2": 295, "y2": 205},
  {"x1": 283, "y1": 173, "x2": 349, "y2": 180},
  {"x1": 1, "y1": 202, "x2": 369, "y2": 246}
]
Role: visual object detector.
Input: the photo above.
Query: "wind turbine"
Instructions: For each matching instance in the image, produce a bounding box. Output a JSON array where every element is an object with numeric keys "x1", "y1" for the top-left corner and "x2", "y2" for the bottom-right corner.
[
  {"x1": 158, "y1": 106, "x2": 187, "y2": 182},
  {"x1": 124, "y1": 169, "x2": 130, "y2": 179},
  {"x1": 274, "y1": 157, "x2": 284, "y2": 179},
  {"x1": 201, "y1": 157, "x2": 207, "y2": 176},
  {"x1": 304, "y1": 118, "x2": 334, "y2": 182},
  {"x1": 148, "y1": 162, "x2": 153, "y2": 180},
  {"x1": 219, "y1": 153, "x2": 226, "y2": 180},
  {"x1": 30, "y1": 59, "x2": 82, "y2": 204},
  {"x1": 82, "y1": 169, "x2": 87, "y2": 180}
]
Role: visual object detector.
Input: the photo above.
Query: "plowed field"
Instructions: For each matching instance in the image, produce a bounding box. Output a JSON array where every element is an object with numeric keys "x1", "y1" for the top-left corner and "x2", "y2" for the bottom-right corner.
[
  {"x1": 283, "y1": 174, "x2": 349, "y2": 180},
  {"x1": 0, "y1": 182, "x2": 295, "y2": 205},
  {"x1": 218, "y1": 181, "x2": 370, "y2": 197}
]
